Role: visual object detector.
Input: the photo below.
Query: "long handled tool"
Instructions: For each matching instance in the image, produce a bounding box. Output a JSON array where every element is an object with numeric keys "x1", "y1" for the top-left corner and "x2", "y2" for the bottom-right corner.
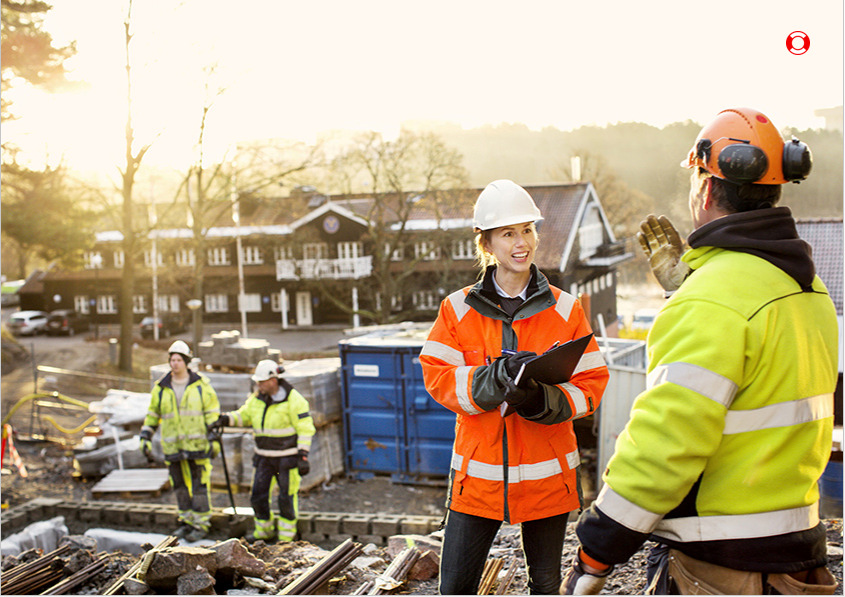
[{"x1": 211, "y1": 429, "x2": 238, "y2": 514}]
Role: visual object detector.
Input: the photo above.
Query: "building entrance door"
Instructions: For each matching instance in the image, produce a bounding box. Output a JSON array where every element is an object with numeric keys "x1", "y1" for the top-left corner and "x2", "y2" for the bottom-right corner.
[{"x1": 296, "y1": 291, "x2": 313, "y2": 326}]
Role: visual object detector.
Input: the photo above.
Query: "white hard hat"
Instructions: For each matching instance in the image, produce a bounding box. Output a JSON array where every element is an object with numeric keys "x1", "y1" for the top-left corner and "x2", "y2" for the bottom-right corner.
[
  {"x1": 472, "y1": 179, "x2": 543, "y2": 231},
  {"x1": 252, "y1": 358, "x2": 284, "y2": 382},
  {"x1": 167, "y1": 340, "x2": 192, "y2": 359}
]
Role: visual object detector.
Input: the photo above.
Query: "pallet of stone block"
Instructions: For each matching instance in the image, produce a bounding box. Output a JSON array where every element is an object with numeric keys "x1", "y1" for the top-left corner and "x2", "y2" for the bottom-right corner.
[
  {"x1": 284, "y1": 358, "x2": 342, "y2": 428},
  {"x1": 90, "y1": 468, "x2": 171, "y2": 499}
]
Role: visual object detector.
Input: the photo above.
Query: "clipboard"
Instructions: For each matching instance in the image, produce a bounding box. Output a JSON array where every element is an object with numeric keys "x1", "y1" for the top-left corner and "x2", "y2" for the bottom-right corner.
[{"x1": 513, "y1": 332, "x2": 594, "y2": 386}]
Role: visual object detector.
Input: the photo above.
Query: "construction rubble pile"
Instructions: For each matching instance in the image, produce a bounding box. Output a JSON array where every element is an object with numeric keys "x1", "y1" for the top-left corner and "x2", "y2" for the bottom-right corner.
[{"x1": 0, "y1": 517, "x2": 452, "y2": 595}]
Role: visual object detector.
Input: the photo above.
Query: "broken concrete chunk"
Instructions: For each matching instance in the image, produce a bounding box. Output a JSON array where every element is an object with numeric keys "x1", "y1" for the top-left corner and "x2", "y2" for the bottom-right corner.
[
  {"x1": 177, "y1": 565, "x2": 216, "y2": 595},
  {"x1": 408, "y1": 549, "x2": 439, "y2": 581},
  {"x1": 138, "y1": 546, "x2": 218, "y2": 588},
  {"x1": 385, "y1": 534, "x2": 443, "y2": 558},
  {"x1": 211, "y1": 538, "x2": 266, "y2": 577},
  {"x1": 60, "y1": 535, "x2": 98, "y2": 552},
  {"x1": 123, "y1": 577, "x2": 151, "y2": 595}
]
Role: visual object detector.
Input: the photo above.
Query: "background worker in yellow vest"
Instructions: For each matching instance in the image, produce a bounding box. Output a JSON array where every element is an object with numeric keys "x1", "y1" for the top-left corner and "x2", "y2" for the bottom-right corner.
[
  {"x1": 211, "y1": 359, "x2": 315, "y2": 543},
  {"x1": 140, "y1": 340, "x2": 220, "y2": 542},
  {"x1": 420, "y1": 180, "x2": 610, "y2": 594},
  {"x1": 561, "y1": 108, "x2": 839, "y2": 595}
]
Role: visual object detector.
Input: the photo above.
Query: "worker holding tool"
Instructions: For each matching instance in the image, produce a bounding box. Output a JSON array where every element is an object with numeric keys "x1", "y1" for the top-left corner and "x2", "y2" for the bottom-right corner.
[
  {"x1": 139, "y1": 340, "x2": 220, "y2": 542},
  {"x1": 419, "y1": 179, "x2": 609, "y2": 594},
  {"x1": 561, "y1": 108, "x2": 839, "y2": 595},
  {"x1": 211, "y1": 358, "x2": 315, "y2": 543}
]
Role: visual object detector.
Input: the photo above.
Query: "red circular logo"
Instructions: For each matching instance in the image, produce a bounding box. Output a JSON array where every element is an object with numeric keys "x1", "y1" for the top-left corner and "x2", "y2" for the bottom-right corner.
[{"x1": 786, "y1": 31, "x2": 810, "y2": 55}]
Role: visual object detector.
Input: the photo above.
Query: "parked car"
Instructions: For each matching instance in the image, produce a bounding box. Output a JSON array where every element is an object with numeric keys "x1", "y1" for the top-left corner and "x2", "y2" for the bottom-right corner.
[
  {"x1": 46, "y1": 309, "x2": 91, "y2": 336},
  {"x1": 139, "y1": 313, "x2": 186, "y2": 339},
  {"x1": 6, "y1": 310, "x2": 50, "y2": 336},
  {"x1": 631, "y1": 308, "x2": 659, "y2": 331}
]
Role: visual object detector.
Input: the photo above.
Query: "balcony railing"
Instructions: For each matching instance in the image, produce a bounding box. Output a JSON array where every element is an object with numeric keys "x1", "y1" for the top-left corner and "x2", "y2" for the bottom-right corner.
[{"x1": 276, "y1": 256, "x2": 373, "y2": 281}]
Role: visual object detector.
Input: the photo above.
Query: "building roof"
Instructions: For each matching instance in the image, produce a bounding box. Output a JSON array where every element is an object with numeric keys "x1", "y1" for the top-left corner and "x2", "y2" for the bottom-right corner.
[{"x1": 796, "y1": 218, "x2": 843, "y2": 315}]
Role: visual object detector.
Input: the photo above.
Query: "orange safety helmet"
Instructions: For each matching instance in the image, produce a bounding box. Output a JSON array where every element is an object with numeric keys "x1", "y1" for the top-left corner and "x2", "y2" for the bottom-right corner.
[{"x1": 681, "y1": 107, "x2": 812, "y2": 184}]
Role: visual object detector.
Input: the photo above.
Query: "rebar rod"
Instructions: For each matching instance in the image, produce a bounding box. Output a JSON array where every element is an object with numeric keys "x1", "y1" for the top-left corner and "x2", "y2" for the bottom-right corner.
[{"x1": 41, "y1": 554, "x2": 109, "y2": 595}]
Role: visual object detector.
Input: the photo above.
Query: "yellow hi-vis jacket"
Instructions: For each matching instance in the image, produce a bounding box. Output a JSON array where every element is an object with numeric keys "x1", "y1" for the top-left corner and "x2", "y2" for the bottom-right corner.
[
  {"x1": 578, "y1": 210, "x2": 838, "y2": 572},
  {"x1": 228, "y1": 379, "x2": 315, "y2": 463},
  {"x1": 420, "y1": 266, "x2": 609, "y2": 524},
  {"x1": 142, "y1": 370, "x2": 220, "y2": 462}
]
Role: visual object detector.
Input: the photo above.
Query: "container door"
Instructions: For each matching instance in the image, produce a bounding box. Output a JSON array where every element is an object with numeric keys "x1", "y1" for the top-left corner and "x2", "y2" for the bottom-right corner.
[
  {"x1": 403, "y1": 351, "x2": 455, "y2": 478},
  {"x1": 341, "y1": 345, "x2": 404, "y2": 474}
]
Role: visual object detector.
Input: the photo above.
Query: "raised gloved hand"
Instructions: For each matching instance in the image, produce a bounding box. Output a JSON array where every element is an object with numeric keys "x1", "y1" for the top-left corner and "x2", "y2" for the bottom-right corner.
[
  {"x1": 139, "y1": 437, "x2": 153, "y2": 462},
  {"x1": 297, "y1": 449, "x2": 310, "y2": 476},
  {"x1": 637, "y1": 214, "x2": 690, "y2": 294},
  {"x1": 503, "y1": 351, "x2": 537, "y2": 385},
  {"x1": 560, "y1": 550, "x2": 613, "y2": 595}
]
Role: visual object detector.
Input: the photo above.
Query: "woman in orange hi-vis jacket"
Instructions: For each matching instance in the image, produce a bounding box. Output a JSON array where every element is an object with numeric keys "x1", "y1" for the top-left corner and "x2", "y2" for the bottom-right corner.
[{"x1": 419, "y1": 179, "x2": 609, "y2": 595}]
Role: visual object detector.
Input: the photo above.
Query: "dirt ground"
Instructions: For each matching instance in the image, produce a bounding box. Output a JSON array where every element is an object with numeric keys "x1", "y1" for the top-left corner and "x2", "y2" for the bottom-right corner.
[{"x1": 1, "y1": 329, "x2": 843, "y2": 595}]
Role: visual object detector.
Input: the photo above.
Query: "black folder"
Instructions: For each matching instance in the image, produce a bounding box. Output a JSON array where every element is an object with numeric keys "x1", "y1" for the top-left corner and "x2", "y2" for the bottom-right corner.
[{"x1": 514, "y1": 332, "x2": 594, "y2": 386}]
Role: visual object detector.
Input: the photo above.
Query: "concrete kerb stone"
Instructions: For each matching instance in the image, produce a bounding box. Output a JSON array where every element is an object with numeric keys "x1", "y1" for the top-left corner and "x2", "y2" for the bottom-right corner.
[
  {"x1": 370, "y1": 514, "x2": 404, "y2": 537},
  {"x1": 400, "y1": 515, "x2": 438, "y2": 535},
  {"x1": 342, "y1": 513, "x2": 374, "y2": 535},
  {"x1": 312, "y1": 512, "x2": 345, "y2": 535}
]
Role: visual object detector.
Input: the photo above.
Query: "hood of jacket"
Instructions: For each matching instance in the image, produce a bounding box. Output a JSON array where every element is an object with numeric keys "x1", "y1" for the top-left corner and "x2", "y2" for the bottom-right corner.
[{"x1": 687, "y1": 206, "x2": 815, "y2": 290}]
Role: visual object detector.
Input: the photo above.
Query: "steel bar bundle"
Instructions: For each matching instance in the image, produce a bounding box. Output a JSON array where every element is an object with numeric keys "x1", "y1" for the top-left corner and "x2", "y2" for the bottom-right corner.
[
  {"x1": 494, "y1": 556, "x2": 519, "y2": 595},
  {"x1": 478, "y1": 557, "x2": 504, "y2": 594},
  {"x1": 1, "y1": 544, "x2": 71, "y2": 595},
  {"x1": 366, "y1": 546, "x2": 422, "y2": 595},
  {"x1": 101, "y1": 535, "x2": 178, "y2": 595},
  {"x1": 41, "y1": 554, "x2": 109, "y2": 595},
  {"x1": 278, "y1": 538, "x2": 363, "y2": 595}
]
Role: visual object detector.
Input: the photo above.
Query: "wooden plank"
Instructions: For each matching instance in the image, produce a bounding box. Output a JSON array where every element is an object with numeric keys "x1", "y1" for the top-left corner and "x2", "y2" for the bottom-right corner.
[{"x1": 91, "y1": 468, "x2": 171, "y2": 497}]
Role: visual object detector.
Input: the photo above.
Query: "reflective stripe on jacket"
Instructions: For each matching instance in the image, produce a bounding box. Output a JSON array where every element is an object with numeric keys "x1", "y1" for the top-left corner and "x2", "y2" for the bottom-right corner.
[
  {"x1": 229, "y1": 380, "x2": 315, "y2": 460},
  {"x1": 420, "y1": 267, "x2": 609, "y2": 524},
  {"x1": 590, "y1": 246, "x2": 838, "y2": 568},
  {"x1": 142, "y1": 371, "x2": 220, "y2": 461}
]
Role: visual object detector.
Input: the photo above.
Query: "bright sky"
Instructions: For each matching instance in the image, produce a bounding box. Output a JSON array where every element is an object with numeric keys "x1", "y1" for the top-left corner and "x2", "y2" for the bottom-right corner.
[{"x1": 4, "y1": 0, "x2": 843, "y2": 173}]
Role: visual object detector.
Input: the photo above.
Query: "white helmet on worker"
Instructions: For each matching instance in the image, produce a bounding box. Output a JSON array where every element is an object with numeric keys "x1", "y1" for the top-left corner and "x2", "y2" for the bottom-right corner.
[
  {"x1": 473, "y1": 179, "x2": 543, "y2": 232},
  {"x1": 167, "y1": 340, "x2": 192, "y2": 360},
  {"x1": 252, "y1": 358, "x2": 285, "y2": 382}
]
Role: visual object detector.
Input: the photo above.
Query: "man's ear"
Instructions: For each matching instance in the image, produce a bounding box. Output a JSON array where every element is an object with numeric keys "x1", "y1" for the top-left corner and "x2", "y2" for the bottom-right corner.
[{"x1": 702, "y1": 177, "x2": 715, "y2": 209}]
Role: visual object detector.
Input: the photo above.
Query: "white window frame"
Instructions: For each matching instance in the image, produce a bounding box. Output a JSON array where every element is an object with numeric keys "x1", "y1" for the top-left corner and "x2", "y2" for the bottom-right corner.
[
  {"x1": 98, "y1": 295, "x2": 118, "y2": 314},
  {"x1": 74, "y1": 295, "x2": 90, "y2": 314},
  {"x1": 175, "y1": 249, "x2": 195, "y2": 267},
  {"x1": 273, "y1": 246, "x2": 293, "y2": 261},
  {"x1": 208, "y1": 247, "x2": 231, "y2": 266},
  {"x1": 337, "y1": 241, "x2": 363, "y2": 260},
  {"x1": 144, "y1": 249, "x2": 164, "y2": 267},
  {"x1": 579, "y1": 205, "x2": 604, "y2": 260},
  {"x1": 413, "y1": 290, "x2": 439, "y2": 310},
  {"x1": 415, "y1": 241, "x2": 441, "y2": 261},
  {"x1": 205, "y1": 294, "x2": 229, "y2": 313},
  {"x1": 133, "y1": 295, "x2": 148, "y2": 314},
  {"x1": 384, "y1": 242, "x2": 404, "y2": 261},
  {"x1": 239, "y1": 293, "x2": 262, "y2": 313},
  {"x1": 271, "y1": 292, "x2": 283, "y2": 312},
  {"x1": 303, "y1": 242, "x2": 328, "y2": 260},
  {"x1": 243, "y1": 246, "x2": 264, "y2": 265},
  {"x1": 113, "y1": 251, "x2": 124, "y2": 268},
  {"x1": 157, "y1": 295, "x2": 179, "y2": 313},
  {"x1": 84, "y1": 251, "x2": 104, "y2": 269},
  {"x1": 451, "y1": 239, "x2": 474, "y2": 260}
]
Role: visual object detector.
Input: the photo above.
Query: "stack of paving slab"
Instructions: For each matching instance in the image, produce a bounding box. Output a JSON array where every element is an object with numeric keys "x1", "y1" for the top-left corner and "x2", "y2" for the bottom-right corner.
[{"x1": 196, "y1": 330, "x2": 281, "y2": 371}]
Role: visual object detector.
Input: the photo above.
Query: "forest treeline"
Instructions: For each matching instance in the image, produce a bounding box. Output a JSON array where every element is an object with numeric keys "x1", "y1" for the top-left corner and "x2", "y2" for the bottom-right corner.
[{"x1": 407, "y1": 119, "x2": 843, "y2": 238}]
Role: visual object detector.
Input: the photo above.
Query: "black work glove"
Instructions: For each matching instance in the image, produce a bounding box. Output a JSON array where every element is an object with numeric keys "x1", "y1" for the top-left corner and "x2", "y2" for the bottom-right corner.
[
  {"x1": 210, "y1": 414, "x2": 229, "y2": 431},
  {"x1": 503, "y1": 377, "x2": 543, "y2": 412},
  {"x1": 297, "y1": 449, "x2": 310, "y2": 476},
  {"x1": 503, "y1": 351, "x2": 537, "y2": 386}
]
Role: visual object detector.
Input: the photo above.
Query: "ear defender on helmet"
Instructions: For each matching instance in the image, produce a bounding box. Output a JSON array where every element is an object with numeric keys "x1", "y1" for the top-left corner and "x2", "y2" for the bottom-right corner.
[
  {"x1": 782, "y1": 137, "x2": 813, "y2": 182},
  {"x1": 682, "y1": 108, "x2": 813, "y2": 185}
]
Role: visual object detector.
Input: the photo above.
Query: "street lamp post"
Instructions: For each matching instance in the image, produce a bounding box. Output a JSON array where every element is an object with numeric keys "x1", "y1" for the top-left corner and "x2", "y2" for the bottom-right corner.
[
  {"x1": 187, "y1": 299, "x2": 203, "y2": 361},
  {"x1": 90, "y1": 253, "x2": 103, "y2": 340}
]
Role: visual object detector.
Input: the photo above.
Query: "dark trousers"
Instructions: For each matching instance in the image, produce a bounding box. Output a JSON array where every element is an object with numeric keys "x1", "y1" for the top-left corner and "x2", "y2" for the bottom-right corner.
[
  {"x1": 250, "y1": 455, "x2": 295, "y2": 520},
  {"x1": 438, "y1": 509, "x2": 569, "y2": 595}
]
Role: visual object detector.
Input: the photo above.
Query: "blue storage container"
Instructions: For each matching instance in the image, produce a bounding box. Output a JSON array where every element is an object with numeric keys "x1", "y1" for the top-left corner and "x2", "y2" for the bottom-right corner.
[
  {"x1": 819, "y1": 458, "x2": 843, "y2": 519},
  {"x1": 340, "y1": 335, "x2": 456, "y2": 484}
]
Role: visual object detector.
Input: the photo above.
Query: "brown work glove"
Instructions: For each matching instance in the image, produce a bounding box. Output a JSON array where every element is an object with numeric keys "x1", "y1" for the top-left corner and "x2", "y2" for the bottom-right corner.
[{"x1": 637, "y1": 215, "x2": 691, "y2": 294}]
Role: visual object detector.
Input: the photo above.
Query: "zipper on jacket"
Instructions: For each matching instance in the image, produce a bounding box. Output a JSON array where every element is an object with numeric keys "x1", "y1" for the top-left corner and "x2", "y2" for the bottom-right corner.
[{"x1": 502, "y1": 423, "x2": 510, "y2": 524}]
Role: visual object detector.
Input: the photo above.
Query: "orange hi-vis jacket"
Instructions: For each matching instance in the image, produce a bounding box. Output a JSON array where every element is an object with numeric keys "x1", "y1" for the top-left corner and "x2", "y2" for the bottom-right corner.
[{"x1": 420, "y1": 267, "x2": 609, "y2": 524}]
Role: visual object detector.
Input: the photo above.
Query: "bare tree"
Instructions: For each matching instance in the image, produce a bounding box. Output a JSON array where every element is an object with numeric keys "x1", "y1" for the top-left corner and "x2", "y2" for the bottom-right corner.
[
  {"x1": 553, "y1": 151, "x2": 656, "y2": 238},
  {"x1": 116, "y1": 0, "x2": 152, "y2": 372},
  {"x1": 313, "y1": 130, "x2": 472, "y2": 324}
]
